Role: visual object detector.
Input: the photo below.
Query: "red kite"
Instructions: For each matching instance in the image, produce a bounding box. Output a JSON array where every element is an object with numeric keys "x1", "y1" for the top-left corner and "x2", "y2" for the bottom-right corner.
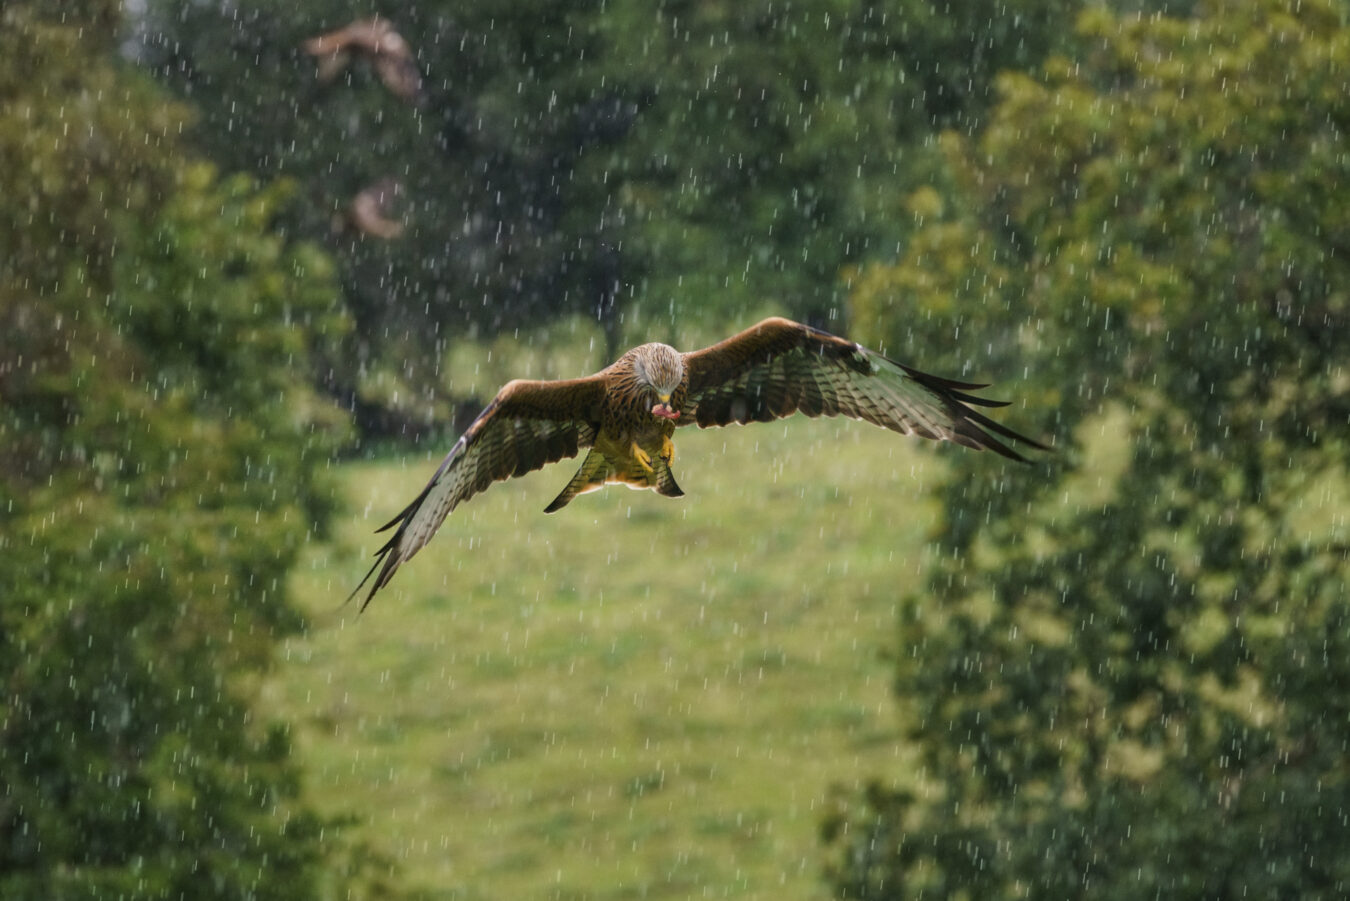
[
  {"x1": 346, "y1": 179, "x2": 404, "y2": 239},
  {"x1": 302, "y1": 17, "x2": 421, "y2": 102},
  {"x1": 352, "y1": 318, "x2": 1046, "y2": 607}
]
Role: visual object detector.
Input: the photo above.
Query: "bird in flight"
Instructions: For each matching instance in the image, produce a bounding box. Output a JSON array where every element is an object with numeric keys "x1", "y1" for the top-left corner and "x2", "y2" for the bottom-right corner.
[
  {"x1": 352, "y1": 317, "x2": 1046, "y2": 608},
  {"x1": 301, "y1": 17, "x2": 422, "y2": 103}
]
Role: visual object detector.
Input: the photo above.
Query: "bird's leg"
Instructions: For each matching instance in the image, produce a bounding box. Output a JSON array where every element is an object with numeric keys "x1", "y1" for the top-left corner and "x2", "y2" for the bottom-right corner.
[
  {"x1": 630, "y1": 441, "x2": 654, "y2": 474},
  {"x1": 659, "y1": 434, "x2": 675, "y2": 466}
]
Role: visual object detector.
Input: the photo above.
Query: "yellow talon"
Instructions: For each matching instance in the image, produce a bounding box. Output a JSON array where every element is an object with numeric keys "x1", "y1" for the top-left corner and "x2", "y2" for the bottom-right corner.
[
  {"x1": 660, "y1": 435, "x2": 675, "y2": 465},
  {"x1": 631, "y1": 442, "x2": 654, "y2": 473}
]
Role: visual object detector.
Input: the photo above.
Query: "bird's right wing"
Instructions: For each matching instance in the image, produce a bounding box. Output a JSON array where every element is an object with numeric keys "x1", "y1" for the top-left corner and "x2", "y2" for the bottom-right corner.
[{"x1": 351, "y1": 375, "x2": 606, "y2": 609}]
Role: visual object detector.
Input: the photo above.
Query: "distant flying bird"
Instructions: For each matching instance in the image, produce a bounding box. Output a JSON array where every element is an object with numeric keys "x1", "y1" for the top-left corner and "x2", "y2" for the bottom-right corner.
[
  {"x1": 345, "y1": 178, "x2": 404, "y2": 239},
  {"x1": 352, "y1": 317, "x2": 1047, "y2": 608},
  {"x1": 302, "y1": 17, "x2": 422, "y2": 102}
]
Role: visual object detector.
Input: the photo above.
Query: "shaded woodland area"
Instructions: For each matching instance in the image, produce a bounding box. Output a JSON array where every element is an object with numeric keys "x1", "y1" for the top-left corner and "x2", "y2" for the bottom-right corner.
[{"x1": 2, "y1": 0, "x2": 1347, "y2": 897}]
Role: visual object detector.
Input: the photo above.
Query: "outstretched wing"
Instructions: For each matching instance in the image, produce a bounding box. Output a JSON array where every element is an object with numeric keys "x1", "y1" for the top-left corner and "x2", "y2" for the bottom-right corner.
[
  {"x1": 302, "y1": 18, "x2": 421, "y2": 101},
  {"x1": 351, "y1": 376, "x2": 606, "y2": 609},
  {"x1": 681, "y1": 317, "x2": 1047, "y2": 461}
]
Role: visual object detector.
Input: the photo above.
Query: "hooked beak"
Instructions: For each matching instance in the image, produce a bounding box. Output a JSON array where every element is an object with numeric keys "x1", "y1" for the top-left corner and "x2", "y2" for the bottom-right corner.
[{"x1": 651, "y1": 396, "x2": 680, "y2": 421}]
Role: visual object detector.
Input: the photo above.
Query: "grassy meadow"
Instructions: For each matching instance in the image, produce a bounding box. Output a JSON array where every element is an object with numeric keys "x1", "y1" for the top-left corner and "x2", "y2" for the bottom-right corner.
[{"x1": 267, "y1": 418, "x2": 951, "y2": 899}]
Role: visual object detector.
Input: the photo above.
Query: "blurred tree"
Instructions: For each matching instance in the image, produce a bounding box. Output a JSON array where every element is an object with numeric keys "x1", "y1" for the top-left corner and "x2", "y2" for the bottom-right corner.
[
  {"x1": 135, "y1": 0, "x2": 1073, "y2": 436},
  {"x1": 827, "y1": 0, "x2": 1350, "y2": 897},
  {"x1": 0, "y1": 6, "x2": 381, "y2": 897}
]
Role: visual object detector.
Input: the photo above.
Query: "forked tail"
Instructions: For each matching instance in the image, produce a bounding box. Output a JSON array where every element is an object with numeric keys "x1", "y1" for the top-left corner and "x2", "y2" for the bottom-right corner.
[{"x1": 544, "y1": 447, "x2": 684, "y2": 513}]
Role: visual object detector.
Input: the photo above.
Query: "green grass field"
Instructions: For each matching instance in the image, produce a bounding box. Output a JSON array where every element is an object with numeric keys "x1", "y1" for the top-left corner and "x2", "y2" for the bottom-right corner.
[{"x1": 266, "y1": 418, "x2": 951, "y2": 899}]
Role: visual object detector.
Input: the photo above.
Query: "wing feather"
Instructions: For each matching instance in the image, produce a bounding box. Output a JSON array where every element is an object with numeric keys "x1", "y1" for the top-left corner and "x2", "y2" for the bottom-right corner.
[
  {"x1": 351, "y1": 376, "x2": 605, "y2": 609},
  {"x1": 681, "y1": 317, "x2": 1047, "y2": 461},
  {"x1": 795, "y1": 353, "x2": 827, "y2": 416}
]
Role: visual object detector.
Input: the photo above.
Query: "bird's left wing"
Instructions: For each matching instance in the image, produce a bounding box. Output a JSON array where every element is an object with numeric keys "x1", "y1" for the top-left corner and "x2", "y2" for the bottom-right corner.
[
  {"x1": 351, "y1": 375, "x2": 606, "y2": 609},
  {"x1": 681, "y1": 317, "x2": 1047, "y2": 460}
]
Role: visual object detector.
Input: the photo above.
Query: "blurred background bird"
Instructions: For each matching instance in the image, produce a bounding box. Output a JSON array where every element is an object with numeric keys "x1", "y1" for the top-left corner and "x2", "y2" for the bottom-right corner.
[{"x1": 302, "y1": 17, "x2": 422, "y2": 103}]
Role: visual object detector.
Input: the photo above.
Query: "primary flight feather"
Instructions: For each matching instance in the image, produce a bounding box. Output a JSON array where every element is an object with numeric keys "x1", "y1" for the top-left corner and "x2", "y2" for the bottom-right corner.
[{"x1": 352, "y1": 317, "x2": 1047, "y2": 608}]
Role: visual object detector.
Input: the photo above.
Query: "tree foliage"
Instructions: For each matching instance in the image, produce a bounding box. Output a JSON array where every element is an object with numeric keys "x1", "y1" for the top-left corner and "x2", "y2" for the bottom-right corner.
[
  {"x1": 0, "y1": 6, "x2": 369, "y2": 897},
  {"x1": 828, "y1": 0, "x2": 1350, "y2": 897}
]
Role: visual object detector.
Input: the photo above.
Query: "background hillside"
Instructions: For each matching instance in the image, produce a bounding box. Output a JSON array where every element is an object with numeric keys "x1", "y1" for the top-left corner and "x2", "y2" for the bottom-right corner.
[{"x1": 274, "y1": 421, "x2": 942, "y2": 899}]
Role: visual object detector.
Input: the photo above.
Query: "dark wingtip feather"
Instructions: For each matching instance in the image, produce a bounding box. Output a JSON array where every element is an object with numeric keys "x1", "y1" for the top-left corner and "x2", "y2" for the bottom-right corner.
[
  {"x1": 959, "y1": 425, "x2": 1030, "y2": 463},
  {"x1": 344, "y1": 559, "x2": 381, "y2": 609},
  {"x1": 895, "y1": 361, "x2": 992, "y2": 393},
  {"x1": 375, "y1": 498, "x2": 417, "y2": 533},
  {"x1": 347, "y1": 483, "x2": 431, "y2": 610},
  {"x1": 344, "y1": 529, "x2": 402, "y2": 612},
  {"x1": 945, "y1": 390, "x2": 1011, "y2": 409},
  {"x1": 949, "y1": 406, "x2": 1051, "y2": 464},
  {"x1": 900, "y1": 364, "x2": 1051, "y2": 463},
  {"x1": 962, "y1": 404, "x2": 1052, "y2": 454}
]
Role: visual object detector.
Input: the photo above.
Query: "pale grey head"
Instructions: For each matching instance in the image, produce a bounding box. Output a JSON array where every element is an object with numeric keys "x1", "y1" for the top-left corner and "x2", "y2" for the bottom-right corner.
[{"x1": 633, "y1": 342, "x2": 684, "y2": 420}]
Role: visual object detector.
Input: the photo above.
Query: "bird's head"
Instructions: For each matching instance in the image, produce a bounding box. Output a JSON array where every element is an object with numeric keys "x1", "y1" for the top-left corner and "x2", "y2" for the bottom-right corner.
[{"x1": 634, "y1": 343, "x2": 684, "y2": 421}]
